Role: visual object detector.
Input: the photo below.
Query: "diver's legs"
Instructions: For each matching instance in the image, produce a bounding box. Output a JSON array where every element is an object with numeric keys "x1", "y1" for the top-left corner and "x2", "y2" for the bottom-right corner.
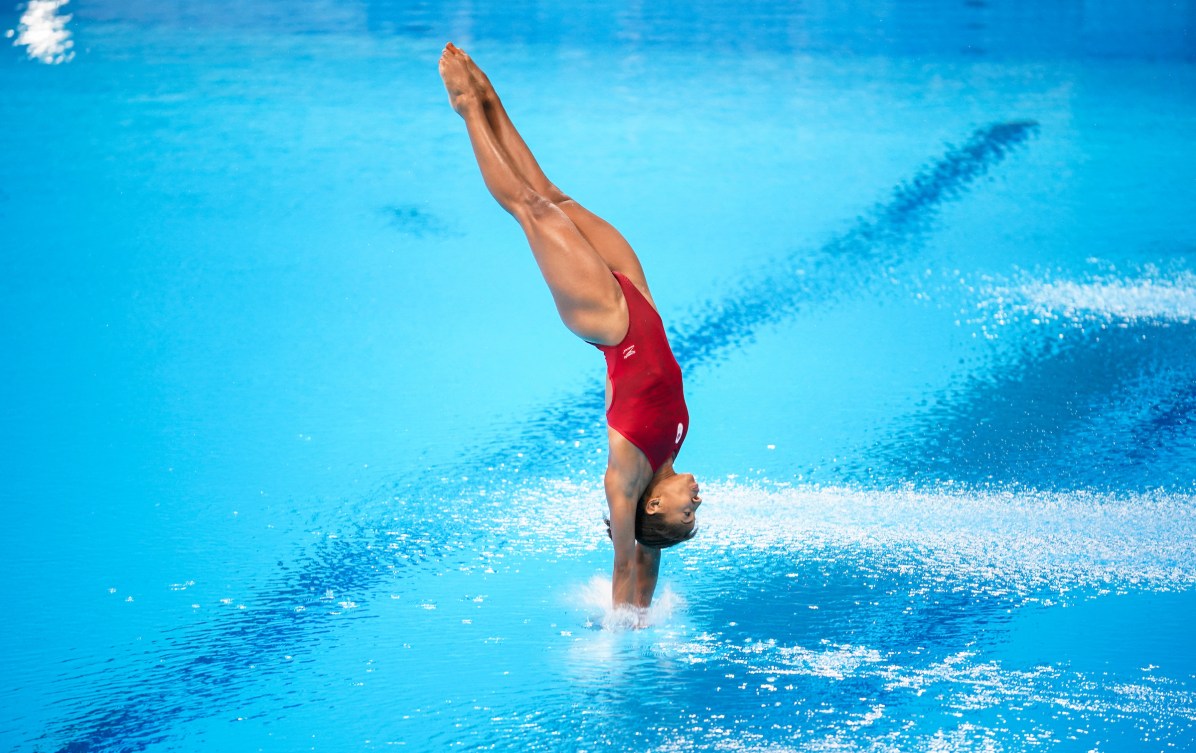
[
  {"x1": 439, "y1": 45, "x2": 626, "y2": 345},
  {"x1": 453, "y1": 44, "x2": 653, "y2": 301},
  {"x1": 449, "y1": 44, "x2": 561, "y2": 201}
]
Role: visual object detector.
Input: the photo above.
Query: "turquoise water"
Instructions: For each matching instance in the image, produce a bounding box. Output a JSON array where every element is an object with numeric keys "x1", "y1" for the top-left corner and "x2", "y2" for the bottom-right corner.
[{"x1": 2, "y1": 1, "x2": 1195, "y2": 751}]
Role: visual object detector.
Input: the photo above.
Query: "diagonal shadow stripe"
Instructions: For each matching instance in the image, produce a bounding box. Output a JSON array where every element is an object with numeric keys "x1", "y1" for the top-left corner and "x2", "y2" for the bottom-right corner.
[
  {"x1": 845, "y1": 320, "x2": 1196, "y2": 491},
  {"x1": 42, "y1": 120, "x2": 1038, "y2": 753},
  {"x1": 668, "y1": 120, "x2": 1041, "y2": 372}
]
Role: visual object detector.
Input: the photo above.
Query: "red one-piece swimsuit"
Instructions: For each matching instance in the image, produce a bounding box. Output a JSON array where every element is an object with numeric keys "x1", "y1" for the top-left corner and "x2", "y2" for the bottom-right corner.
[{"x1": 594, "y1": 271, "x2": 689, "y2": 471}]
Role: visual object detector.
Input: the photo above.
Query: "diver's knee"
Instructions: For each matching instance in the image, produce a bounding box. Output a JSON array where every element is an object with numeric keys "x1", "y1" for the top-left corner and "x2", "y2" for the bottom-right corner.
[
  {"x1": 507, "y1": 188, "x2": 553, "y2": 223},
  {"x1": 513, "y1": 193, "x2": 573, "y2": 236},
  {"x1": 523, "y1": 193, "x2": 559, "y2": 221},
  {"x1": 545, "y1": 186, "x2": 572, "y2": 205}
]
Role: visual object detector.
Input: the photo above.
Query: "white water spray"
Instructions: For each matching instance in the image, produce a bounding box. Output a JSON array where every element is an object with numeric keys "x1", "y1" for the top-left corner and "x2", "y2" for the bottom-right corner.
[{"x1": 9, "y1": 0, "x2": 74, "y2": 64}]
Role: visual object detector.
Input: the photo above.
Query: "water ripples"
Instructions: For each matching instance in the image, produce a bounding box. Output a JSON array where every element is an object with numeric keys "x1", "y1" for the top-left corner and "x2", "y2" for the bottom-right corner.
[
  {"x1": 20, "y1": 114, "x2": 1196, "y2": 751},
  {"x1": 840, "y1": 262, "x2": 1196, "y2": 491}
]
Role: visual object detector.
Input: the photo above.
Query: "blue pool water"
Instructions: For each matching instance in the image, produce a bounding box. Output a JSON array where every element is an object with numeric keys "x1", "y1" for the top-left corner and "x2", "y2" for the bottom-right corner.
[{"x1": 2, "y1": 1, "x2": 1195, "y2": 751}]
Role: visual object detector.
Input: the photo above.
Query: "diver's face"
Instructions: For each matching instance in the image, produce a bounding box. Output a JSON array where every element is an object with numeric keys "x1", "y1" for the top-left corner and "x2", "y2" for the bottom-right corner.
[{"x1": 651, "y1": 473, "x2": 702, "y2": 530}]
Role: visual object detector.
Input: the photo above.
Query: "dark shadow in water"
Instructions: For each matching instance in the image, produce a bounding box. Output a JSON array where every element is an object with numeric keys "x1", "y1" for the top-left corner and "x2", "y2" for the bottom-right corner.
[
  {"x1": 838, "y1": 322, "x2": 1196, "y2": 491},
  {"x1": 667, "y1": 120, "x2": 1039, "y2": 372},
  {"x1": 41, "y1": 121, "x2": 1038, "y2": 752},
  {"x1": 1128, "y1": 378, "x2": 1196, "y2": 464},
  {"x1": 383, "y1": 203, "x2": 457, "y2": 237}
]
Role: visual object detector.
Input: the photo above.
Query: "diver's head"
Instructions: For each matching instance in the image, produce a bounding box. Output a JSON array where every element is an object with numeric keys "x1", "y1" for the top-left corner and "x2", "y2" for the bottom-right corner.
[{"x1": 636, "y1": 472, "x2": 701, "y2": 549}]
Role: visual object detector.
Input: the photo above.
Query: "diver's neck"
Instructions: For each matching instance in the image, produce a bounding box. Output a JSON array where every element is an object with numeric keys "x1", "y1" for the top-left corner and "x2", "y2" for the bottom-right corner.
[{"x1": 651, "y1": 458, "x2": 677, "y2": 485}]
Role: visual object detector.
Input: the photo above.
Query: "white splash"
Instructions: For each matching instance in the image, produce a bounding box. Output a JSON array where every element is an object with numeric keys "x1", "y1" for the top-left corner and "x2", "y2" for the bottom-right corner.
[
  {"x1": 496, "y1": 479, "x2": 1196, "y2": 600},
  {"x1": 981, "y1": 268, "x2": 1196, "y2": 325},
  {"x1": 1021, "y1": 273, "x2": 1196, "y2": 322},
  {"x1": 570, "y1": 575, "x2": 684, "y2": 631},
  {"x1": 696, "y1": 482, "x2": 1196, "y2": 597},
  {"x1": 10, "y1": 0, "x2": 75, "y2": 64}
]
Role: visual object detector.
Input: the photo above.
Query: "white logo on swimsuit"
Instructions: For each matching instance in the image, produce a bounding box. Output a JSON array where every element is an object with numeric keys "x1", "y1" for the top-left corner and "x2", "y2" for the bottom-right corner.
[
  {"x1": 675, "y1": 423, "x2": 684, "y2": 444},
  {"x1": 622, "y1": 344, "x2": 636, "y2": 359}
]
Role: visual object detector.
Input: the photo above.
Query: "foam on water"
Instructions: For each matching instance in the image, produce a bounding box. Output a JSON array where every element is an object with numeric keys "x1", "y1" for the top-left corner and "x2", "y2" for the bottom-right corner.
[
  {"x1": 982, "y1": 266, "x2": 1196, "y2": 325},
  {"x1": 641, "y1": 636, "x2": 1196, "y2": 752},
  {"x1": 8, "y1": 0, "x2": 74, "y2": 64},
  {"x1": 703, "y1": 483, "x2": 1196, "y2": 596}
]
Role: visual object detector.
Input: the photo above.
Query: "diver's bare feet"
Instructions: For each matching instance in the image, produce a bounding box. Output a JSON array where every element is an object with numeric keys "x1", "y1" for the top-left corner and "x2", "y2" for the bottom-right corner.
[
  {"x1": 438, "y1": 43, "x2": 478, "y2": 115},
  {"x1": 448, "y1": 42, "x2": 498, "y2": 106}
]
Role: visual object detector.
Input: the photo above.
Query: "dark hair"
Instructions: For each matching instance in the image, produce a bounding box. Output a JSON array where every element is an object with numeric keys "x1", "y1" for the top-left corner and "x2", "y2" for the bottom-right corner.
[
  {"x1": 634, "y1": 497, "x2": 697, "y2": 549},
  {"x1": 602, "y1": 504, "x2": 698, "y2": 550}
]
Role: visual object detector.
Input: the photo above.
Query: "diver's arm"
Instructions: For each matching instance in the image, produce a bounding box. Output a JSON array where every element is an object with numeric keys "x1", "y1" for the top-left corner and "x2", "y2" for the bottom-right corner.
[
  {"x1": 605, "y1": 482, "x2": 638, "y2": 608},
  {"x1": 633, "y1": 543, "x2": 661, "y2": 608},
  {"x1": 605, "y1": 431, "x2": 653, "y2": 608}
]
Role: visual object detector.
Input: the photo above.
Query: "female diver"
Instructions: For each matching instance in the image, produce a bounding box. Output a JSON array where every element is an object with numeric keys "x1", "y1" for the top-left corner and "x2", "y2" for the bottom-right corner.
[{"x1": 438, "y1": 43, "x2": 701, "y2": 611}]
